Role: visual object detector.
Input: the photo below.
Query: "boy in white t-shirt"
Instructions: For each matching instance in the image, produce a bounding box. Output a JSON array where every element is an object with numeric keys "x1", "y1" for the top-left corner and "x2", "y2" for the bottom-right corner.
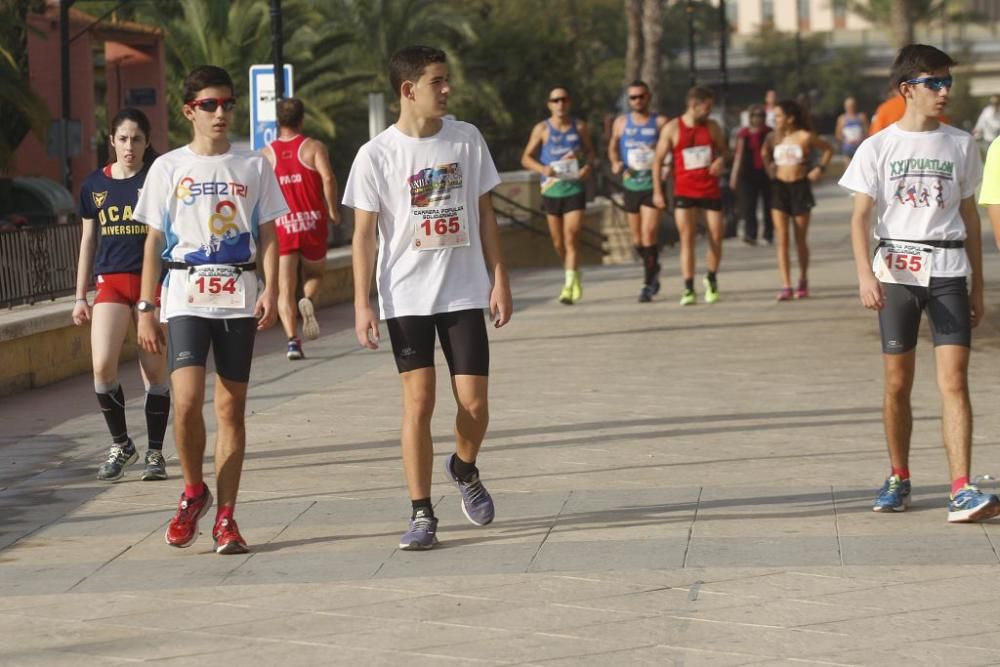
[
  {"x1": 134, "y1": 66, "x2": 289, "y2": 554},
  {"x1": 343, "y1": 46, "x2": 512, "y2": 550},
  {"x1": 840, "y1": 44, "x2": 998, "y2": 523}
]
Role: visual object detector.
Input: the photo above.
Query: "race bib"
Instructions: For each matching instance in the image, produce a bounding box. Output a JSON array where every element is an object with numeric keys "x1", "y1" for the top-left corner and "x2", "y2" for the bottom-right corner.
[
  {"x1": 626, "y1": 146, "x2": 655, "y2": 171},
  {"x1": 681, "y1": 145, "x2": 712, "y2": 170},
  {"x1": 842, "y1": 125, "x2": 863, "y2": 144},
  {"x1": 412, "y1": 205, "x2": 470, "y2": 251},
  {"x1": 184, "y1": 265, "x2": 247, "y2": 309},
  {"x1": 774, "y1": 143, "x2": 804, "y2": 167},
  {"x1": 873, "y1": 241, "x2": 933, "y2": 287},
  {"x1": 550, "y1": 157, "x2": 580, "y2": 181}
]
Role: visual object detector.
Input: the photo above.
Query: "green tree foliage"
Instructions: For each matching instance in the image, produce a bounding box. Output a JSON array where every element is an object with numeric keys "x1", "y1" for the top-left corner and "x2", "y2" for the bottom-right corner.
[{"x1": 0, "y1": 0, "x2": 48, "y2": 174}]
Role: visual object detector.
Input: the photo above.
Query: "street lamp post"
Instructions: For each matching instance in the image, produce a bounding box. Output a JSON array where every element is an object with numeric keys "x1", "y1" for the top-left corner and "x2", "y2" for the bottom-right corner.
[
  {"x1": 270, "y1": 0, "x2": 285, "y2": 101},
  {"x1": 687, "y1": 0, "x2": 696, "y2": 87},
  {"x1": 59, "y1": 0, "x2": 74, "y2": 192}
]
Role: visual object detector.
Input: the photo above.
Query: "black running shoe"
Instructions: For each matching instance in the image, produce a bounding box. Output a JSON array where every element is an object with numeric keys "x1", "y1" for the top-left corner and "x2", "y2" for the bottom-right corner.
[
  {"x1": 97, "y1": 439, "x2": 138, "y2": 481},
  {"x1": 140, "y1": 449, "x2": 168, "y2": 481}
]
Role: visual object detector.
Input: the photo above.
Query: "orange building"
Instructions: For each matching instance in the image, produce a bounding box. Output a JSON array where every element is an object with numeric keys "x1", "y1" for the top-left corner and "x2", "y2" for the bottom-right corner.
[{"x1": 14, "y1": 3, "x2": 167, "y2": 199}]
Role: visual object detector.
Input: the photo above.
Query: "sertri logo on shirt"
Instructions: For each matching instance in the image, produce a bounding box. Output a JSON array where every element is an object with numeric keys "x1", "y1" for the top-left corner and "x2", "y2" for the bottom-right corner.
[{"x1": 174, "y1": 177, "x2": 249, "y2": 206}]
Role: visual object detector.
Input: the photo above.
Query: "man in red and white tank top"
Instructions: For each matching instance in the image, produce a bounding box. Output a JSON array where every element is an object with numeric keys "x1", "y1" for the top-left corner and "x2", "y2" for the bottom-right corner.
[
  {"x1": 263, "y1": 98, "x2": 340, "y2": 360},
  {"x1": 652, "y1": 86, "x2": 729, "y2": 306}
]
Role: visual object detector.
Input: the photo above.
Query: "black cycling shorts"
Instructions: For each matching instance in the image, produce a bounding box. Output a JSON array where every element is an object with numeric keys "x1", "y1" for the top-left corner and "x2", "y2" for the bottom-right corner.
[
  {"x1": 623, "y1": 188, "x2": 655, "y2": 214},
  {"x1": 542, "y1": 192, "x2": 586, "y2": 216},
  {"x1": 770, "y1": 179, "x2": 815, "y2": 216},
  {"x1": 674, "y1": 196, "x2": 722, "y2": 211},
  {"x1": 878, "y1": 277, "x2": 970, "y2": 354},
  {"x1": 386, "y1": 309, "x2": 489, "y2": 376},
  {"x1": 167, "y1": 316, "x2": 257, "y2": 382}
]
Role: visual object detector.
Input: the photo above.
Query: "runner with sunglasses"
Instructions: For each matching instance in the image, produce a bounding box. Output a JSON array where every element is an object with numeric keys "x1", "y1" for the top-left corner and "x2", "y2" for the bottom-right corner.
[
  {"x1": 135, "y1": 65, "x2": 289, "y2": 554},
  {"x1": 74, "y1": 108, "x2": 169, "y2": 482},
  {"x1": 608, "y1": 80, "x2": 668, "y2": 302},
  {"x1": 841, "y1": 44, "x2": 998, "y2": 523},
  {"x1": 521, "y1": 86, "x2": 596, "y2": 304}
]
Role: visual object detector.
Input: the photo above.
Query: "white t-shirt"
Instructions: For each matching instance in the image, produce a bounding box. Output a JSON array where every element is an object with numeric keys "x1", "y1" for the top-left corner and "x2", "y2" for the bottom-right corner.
[
  {"x1": 838, "y1": 123, "x2": 982, "y2": 277},
  {"x1": 342, "y1": 119, "x2": 501, "y2": 319},
  {"x1": 133, "y1": 146, "x2": 289, "y2": 320}
]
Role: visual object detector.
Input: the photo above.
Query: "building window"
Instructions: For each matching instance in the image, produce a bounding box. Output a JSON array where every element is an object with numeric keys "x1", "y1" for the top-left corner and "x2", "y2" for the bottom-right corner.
[
  {"x1": 798, "y1": 0, "x2": 810, "y2": 30},
  {"x1": 833, "y1": 0, "x2": 847, "y2": 29},
  {"x1": 762, "y1": 0, "x2": 774, "y2": 26}
]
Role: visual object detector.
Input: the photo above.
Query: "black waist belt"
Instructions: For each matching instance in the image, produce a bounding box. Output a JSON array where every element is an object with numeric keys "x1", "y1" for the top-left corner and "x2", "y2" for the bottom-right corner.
[
  {"x1": 164, "y1": 261, "x2": 256, "y2": 272},
  {"x1": 878, "y1": 239, "x2": 964, "y2": 249}
]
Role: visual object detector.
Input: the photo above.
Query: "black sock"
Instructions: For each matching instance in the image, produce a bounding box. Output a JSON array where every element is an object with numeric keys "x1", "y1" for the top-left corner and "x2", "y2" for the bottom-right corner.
[
  {"x1": 145, "y1": 392, "x2": 170, "y2": 451},
  {"x1": 684, "y1": 278, "x2": 694, "y2": 292},
  {"x1": 96, "y1": 385, "x2": 129, "y2": 445},
  {"x1": 643, "y1": 246, "x2": 659, "y2": 286},
  {"x1": 411, "y1": 498, "x2": 434, "y2": 519},
  {"x1": 451, "y1": 454, "x2": 479, "y2": 482},
  {"x1": 707, "y1": 271, "x2": 717, "y2": 287}
]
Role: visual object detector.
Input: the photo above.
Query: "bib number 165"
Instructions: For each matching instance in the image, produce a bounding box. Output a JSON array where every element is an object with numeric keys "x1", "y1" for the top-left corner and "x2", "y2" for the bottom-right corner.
[{"x1": 420, "y1": 216, "x2": 460, "y2": 236}]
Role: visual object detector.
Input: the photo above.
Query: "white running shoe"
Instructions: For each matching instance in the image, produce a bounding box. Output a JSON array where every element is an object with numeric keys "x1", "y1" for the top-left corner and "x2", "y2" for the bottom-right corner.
[{"x1": 299, "y1": 297, "x2": 320, "y2": 340}]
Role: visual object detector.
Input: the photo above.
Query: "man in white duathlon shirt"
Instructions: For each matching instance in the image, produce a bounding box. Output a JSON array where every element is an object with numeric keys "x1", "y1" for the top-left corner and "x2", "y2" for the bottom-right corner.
[
  {"x1": 135, "y1": 65, "x2": 289, "y2": 555},
  {"x1": 343, "y1": 46, "x2": 513, "y2": 551},
  {"x1": 841, "y1": 44, "x2": 999, "y2": 524}
]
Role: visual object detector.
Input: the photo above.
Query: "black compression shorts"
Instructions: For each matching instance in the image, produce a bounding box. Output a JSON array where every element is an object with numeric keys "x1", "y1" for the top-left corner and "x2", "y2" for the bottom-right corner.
[
  {"x1": 878, "y1": 277, "x2": 970, "y2": 354},
  {"x1": 386, "y1": 309, "x2": 490, "y2": 376},
  {"x1": 167, "y1": 316, "x2": 257, "y2": 382}
]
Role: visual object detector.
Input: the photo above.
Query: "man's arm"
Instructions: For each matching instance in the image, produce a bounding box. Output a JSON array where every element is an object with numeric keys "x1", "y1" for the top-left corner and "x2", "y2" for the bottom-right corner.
[
  {"x1": 652, "y1": 120, "x2": 675, "y2": 207},
  {"x1": 961, "y1": 196, "x2": 985, "y2": 327},
  {"x1": 608, "y1": 116, "x2": 625, "y2": 175},
  {"x1": 312, "y1": 140, "x2": 340, "y2": 224},
  {"x1": 849, "y1": 192, "x2": 884, "y2": 310},
  {"x1": 520, "y1": 123, "x2": 551, "y2": 176},
  {"x1": 137, "y1": 228, "x2": 166, "y2": 353},
  {"x1": 729, "y1": 136, "x2": 744, "y2": 190},
  {"x1": 479, "y1": 192, "x2": 512, "y2": 328},
  {"x1": 255, "y1": 221, "x2": 279, "y2": 330},
  {"x1": 834, "y1": 115, "x2": 844, "y2": 144},
  {"x1": 261, "y1": 144, "x2": 275, "y2": 167},
  {"x1": 352, "y1": 209, "x2": 380, "y2": 348},
  {"x1": 578, "y1": 120, "x2": 597, "y2": 180},
  {"x1": 707, "y1": 120, "x2": 728, "y2": 177}
]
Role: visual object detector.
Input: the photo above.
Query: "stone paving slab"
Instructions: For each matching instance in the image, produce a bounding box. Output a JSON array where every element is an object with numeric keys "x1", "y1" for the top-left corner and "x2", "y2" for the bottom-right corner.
[{"x1": 6, "y1": 184, "x2": 1000, "y2": 663}]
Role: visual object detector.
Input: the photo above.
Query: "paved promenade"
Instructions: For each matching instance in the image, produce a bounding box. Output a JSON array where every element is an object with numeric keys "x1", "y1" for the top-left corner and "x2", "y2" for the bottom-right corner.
[{"x1": 6, "y1": 183, "x2": 1000, "y2": 665}]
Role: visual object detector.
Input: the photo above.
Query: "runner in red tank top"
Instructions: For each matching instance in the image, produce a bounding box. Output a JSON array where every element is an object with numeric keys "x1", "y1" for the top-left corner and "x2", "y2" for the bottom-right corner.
[
  {"x1": 263, "y1": 98, "x2": 340, "y2": 360},
  {"x1": 652, "y1": 86, "x2": 728, "y2": 305}
]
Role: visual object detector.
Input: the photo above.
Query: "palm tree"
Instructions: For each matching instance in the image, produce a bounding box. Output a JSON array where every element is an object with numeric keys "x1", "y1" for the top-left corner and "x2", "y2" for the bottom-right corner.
[
  {"x1": 849, "y1": 0, "x2": 977, "y2": 49},
  {"x1": 0, "y1": 0, "x2": 49, "y2": 174}
]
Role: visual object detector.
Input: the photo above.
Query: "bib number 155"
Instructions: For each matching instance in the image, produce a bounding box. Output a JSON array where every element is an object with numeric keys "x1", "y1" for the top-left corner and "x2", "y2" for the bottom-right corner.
[{"x1": 884, "y1": 252, "x2": 923, "y2": 273}]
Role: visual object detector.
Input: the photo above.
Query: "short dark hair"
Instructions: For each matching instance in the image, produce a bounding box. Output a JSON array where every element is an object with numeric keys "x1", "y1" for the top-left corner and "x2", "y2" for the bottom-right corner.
[
  {"x1": 778, "y1": 99, "x2": 812, "y2": 131},
  {"x1": 276, "y1": 98, "x2": 305, "y2": 129},
  {"x1": 182, "y1": 65, "x2": 234, "y2": 103},
  {"x1": 889, "y1": 44, "x2": 956, "y2": 89},
  {"x1": 687, "y1": 86, "x2": 714, "y2": 103},
  {"x1": 389, "y1": 46, "x2": 447, "y2": 98},
  {"x1": 627, "y1": 80, "x2": 649, "y2": 91},
  {"x1": 548, "y1": 85, "x2": 571, "y2": 98}
]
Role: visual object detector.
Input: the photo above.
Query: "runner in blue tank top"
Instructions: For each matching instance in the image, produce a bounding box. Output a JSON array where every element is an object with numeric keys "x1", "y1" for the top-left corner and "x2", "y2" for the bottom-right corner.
[
  {"x1": 835, "y1": 96, "x2": 869, "y2": 160},
  {"x1": 609, "y1": 80, "x2": 669, "y2": 302},
  {"x1": 521, "y1": 86, "x2": 596, "y2": 304},
  {"x1": 73, "y1": 108, "x2": 170, "y2": 483}
]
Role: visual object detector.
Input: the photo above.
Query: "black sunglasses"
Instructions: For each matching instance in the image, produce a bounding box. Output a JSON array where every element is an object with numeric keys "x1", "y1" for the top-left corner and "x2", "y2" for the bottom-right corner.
[
  {"x1": 628, "y1": 94, "x2": 647, "y2": 101},
  {"x1": 188, "y1": 97, "x2": 237, "y2": 112},
  {"x1": 549, "y1": 96, "x2": 569, "y2": 104}
]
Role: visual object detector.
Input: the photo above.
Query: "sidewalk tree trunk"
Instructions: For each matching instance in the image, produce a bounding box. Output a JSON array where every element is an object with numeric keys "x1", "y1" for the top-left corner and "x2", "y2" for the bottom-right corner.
[
  {"x1": 639, "y1": 0, "x2": 661, "y2": 106},
  {"x1": 624, "y1": 0, "x2": 642, "y2": 84}
]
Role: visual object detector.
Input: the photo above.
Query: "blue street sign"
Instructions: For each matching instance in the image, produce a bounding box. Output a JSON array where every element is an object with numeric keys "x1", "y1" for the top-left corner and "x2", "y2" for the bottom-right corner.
[{"x1": 249, "y1": 64, "x2": 294, "y2": 150}]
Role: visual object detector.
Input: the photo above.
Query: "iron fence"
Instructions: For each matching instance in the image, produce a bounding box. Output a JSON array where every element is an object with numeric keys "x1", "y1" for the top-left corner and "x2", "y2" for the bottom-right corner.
[{"x1": 0, "y1": 222, "x2": 82, "y2": 309}]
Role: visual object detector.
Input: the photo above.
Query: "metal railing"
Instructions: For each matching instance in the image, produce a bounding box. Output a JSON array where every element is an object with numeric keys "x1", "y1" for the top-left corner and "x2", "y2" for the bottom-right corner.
[
  {"x1": 0, "y1": 222, "x2": 82, "y2": 309},
  {"x1": 489, "y1": 190, "x2": 606, "y2": 252}
]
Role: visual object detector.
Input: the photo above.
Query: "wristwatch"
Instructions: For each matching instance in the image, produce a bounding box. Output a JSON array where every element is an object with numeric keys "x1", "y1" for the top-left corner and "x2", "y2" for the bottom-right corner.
[{"x1": 137, "y1": 300, "x2": 155, "y2": 313}]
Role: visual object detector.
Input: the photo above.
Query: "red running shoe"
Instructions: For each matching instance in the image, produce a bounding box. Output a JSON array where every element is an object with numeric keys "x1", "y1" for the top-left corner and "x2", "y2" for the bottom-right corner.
[
  {"x1": 165, "y1": 487, "x2": 213, "y2": 548},
  {"x1": 213, "y1": 517, "x2": 249, "y2": 555}
]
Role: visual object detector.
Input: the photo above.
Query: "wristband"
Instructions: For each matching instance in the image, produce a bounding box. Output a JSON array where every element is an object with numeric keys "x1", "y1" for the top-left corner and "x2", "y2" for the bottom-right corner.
[{"x1": 75, "y1": 298, "x2": 88, "y2": 303}]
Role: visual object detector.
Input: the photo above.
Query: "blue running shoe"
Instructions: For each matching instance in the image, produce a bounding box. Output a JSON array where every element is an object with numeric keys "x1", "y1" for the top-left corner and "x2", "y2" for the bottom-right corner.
[
  {"x1": 948, "y1": 485, "x2": 1000, "y2": 523},
  {"x1": 444, "y1": 453, "x2": 495, "y2": 526},
  {"x1": 872, "y1": 474, "x2": 911, "y2": 512},
  {"x1": 399, "y1": 509, "x2": 438, "y2": 550}
]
